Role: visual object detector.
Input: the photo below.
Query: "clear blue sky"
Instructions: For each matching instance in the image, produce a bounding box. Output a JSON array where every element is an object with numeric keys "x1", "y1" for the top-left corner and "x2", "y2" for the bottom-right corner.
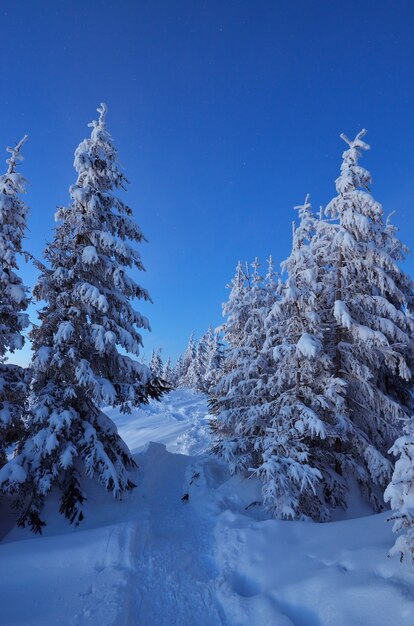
[{"x1": 2, "y1": 0, "x2": 414, "y2": 365}]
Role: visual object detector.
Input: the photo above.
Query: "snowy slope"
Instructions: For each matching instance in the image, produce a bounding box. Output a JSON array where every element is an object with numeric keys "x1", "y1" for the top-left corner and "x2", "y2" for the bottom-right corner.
[{"x1": 1, "y1": 389, "x2": 414, "y2": 626}]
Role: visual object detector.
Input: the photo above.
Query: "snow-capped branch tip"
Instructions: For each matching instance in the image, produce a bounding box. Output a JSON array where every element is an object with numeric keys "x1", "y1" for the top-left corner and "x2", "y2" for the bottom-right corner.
[
  {"x1": 386, "y1": 210, "x2": 396, "y2": 227},
  {"x1": 88, "y1": 102, "x2": 108, "y2": 129},
  {"x1": 97, "y1": 102, "x2": 107, "y2": 126},
  {"x1": 339, "y1": 129, "x2": 370, "y2": 151},
  {"x1": 6, "y1": 134, "x2": 29, "y2": 174},
  {"x1": 294, "y1": 193, "x2": 311, "y2": 213}
]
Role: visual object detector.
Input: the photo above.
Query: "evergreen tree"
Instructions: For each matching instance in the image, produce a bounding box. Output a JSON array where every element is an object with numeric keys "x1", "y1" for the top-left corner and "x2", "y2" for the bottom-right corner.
[
  {"x1": 0, "y1": 104, "x2": 164, "y2": 531},
  {"x1": 172, "y1": 355, "x2": 184, "y2": 388},
  {"x1": 163, "y1": 357, "x2": 175, "y2": 388},
  {"x1": 259, "y1": 197, "x2": 347, "y2": 520},
  {"x1": 194, "y1": 329, "x2": 210, "y2": 392},
  {"x1": 322, "y1": 130, "x2": 414, "y2": 510},
  {"x1": 210, "y1": 259, "x2": 269, "y2": 473},
  {"x1": 204, "y1": 328, "x2": 225, "y2": 394},
  {"x1": 149, "y1": 348, "x2": 164, "y2": 379},
  {"x1": 179, "y1": 333, "x2": 198, "y2": 389},
  {"x1": 384, "y1": 422, "x2": 414, "y2": 562},
  {"x1": 0, "y1": 136, "x2": 30, "y2": 467}
]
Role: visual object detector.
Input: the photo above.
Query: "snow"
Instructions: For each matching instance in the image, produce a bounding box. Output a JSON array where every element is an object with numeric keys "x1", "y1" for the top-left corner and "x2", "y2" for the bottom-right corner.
[
  {"x1": 82, "y1": 245, "x2": 99, "y2": 265},
  {"x1": 1, "y1": 388, "x2": 414, "y2": 625},
  {"x1": 334, "y1": 299, "x2": 353, "y2": 329},
  {"x1": 296, "y1": 332, "x2": 321, "y2": 358}
]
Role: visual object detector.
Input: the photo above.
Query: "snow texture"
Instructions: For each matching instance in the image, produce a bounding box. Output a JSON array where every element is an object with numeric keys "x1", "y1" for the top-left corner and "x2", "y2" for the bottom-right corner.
[{"x1": 0, "y1": 389, "x2": 413, "y2": 626}]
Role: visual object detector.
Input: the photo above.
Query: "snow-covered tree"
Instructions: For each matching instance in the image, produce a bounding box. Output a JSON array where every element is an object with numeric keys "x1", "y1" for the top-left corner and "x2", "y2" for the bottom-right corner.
[
  {"x1": 163, "y1": 357, "x2": 175, "y2": 387},
  {"x1": 149, "y1": 348, "x2": 164, "y2": 379},
  {"x1": 178, "y1": 333, "x2": 199, "y2": 389},
  {"x1": 384, "y1": 422, "x2": 414, "y2": 562},
  {"x1": 203, "y1": 327, "x2": 224, "y2": 393},
  {"x1": 193, "y1": 330, "x2": 211, "y2": 392},
  {"x1": 0, "y1": 104, "x2": 165, "y2": 532},
  {"x1": 172, "y1": 355, "x2": 184, "y2": 388},
  {"x1": 322, "y1": 130, "x2": 414, "y2": 510},
  {"x1": 210, "y1": 259, "x2": 269, "y2": 472},
  {"x1": 0, "y1": 136, "x2": 30, "y2": 467},
  {"x1": 258, "y1": 197, "x2": 347, "y2": 520}
]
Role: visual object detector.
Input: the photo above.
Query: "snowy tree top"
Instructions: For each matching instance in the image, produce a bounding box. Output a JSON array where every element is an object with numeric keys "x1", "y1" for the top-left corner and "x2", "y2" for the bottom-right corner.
[
  {"x1": 5, "y1": 135, "x2": 28, "y2": 175},
  {"x1": 335, "y1": 129, "x2": 371, "y2": 195},
  {"x1": 88, "y1": 102, "x2": 108, "y2": 130}
]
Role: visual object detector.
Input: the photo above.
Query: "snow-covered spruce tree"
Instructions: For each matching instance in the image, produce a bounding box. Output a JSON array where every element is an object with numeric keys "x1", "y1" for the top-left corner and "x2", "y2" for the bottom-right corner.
[
  {"x1": 258, "y1": 197, "x2": 348, "y2": 520},
  {"x1": 324, "y1": 130, "x2": 414, "y2": 510},
  {"x1": 163, "y1": 357, "x2": 175, "y2": 388},
  {"x1": 0, "y1": 137, "x2": 30, "y2": 468},
  {"x1": 0, "y1": 104, "x2": 165, "y2": 532},
  {"x1": 149, "y1": 348, "x2": 164, "y2": 379},
  {"x1": 210, "y1": 259, "x2": 270, "y2": 473},
  {"x1": 193, "y1": 329, "x2": 211, "y2": 392},
  {"x1": 384, "y1": 422, "x2": 414, "y2": 562},
  {"x1": 178, "y1": 333, "x2": 199, "y2": 389},
  {"x1": 172, "y1": 355, "x2": 183, "y2": 388},
  {"x1": 203, "y1": 327, "x2": 225, "y2": 394}
]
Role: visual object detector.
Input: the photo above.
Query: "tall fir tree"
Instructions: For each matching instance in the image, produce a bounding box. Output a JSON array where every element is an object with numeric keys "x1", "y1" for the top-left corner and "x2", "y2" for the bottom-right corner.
[
  {"x1": 323, "y1": 130, "x2": 414, "y2": 510},
  {"x1": 258, "y1": 197, "x2": 347, "y2": 520},
  {"x1": 210, "y1": 259, "x2": 269, "y2": 473},
  {"x1": 0, "y1": 104, "x2": 164, "y2": 531},
  {"x1": 0, "y1": 137, "x2": 30, "y2": 468}
]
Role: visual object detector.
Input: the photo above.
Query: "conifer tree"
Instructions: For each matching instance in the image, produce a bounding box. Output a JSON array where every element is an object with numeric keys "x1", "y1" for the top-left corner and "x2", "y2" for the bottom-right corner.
[
  {"x1": 0, "y1": 104, "x2": 164, "y2": 531},
  {"x1": 172, "y1": 355, "x2": 184, "y2": 388},
  {"x1": 179, "y1": 333, "x2": 198, "y2": 388},
  {"x1": 210, "y1": 260, "x2": 269, "y2": 472},
  {"x1": 163, "y1": 357, "x2": 175, "y2": 388},
  {"x1": 149, "y1": 348, "x2": 164, "y2": 379},
  {"x1": 384, "y1": 422, "x2": 414, "y2": 562},
  {"x1": 194, "y1": 330, "x2": 211, "y2": 392},
  {"x1": 323, "y1": 130, "x2": 414, "y2": 509},
  {"x1": 204, "y1": 327, "x2": 224, "y2": 394},
  {"x1": 259, "y1": 197, "x2": 347, "y2": 520},
  {"x1": 0, "y1": 137, "x2": 30, "y2": 468}
]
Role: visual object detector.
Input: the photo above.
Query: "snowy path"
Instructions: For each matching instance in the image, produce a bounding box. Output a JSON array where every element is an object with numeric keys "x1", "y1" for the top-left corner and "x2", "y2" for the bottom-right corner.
[
  {"x1": 1, "y1": 389, "x2": 414, "y2": 626},
  {"x1": 65, "y1": 444, "x2": 224, "y2": 626},
  {"x1": 127, "y1": 443, "x2": 225, "y2": 625}
]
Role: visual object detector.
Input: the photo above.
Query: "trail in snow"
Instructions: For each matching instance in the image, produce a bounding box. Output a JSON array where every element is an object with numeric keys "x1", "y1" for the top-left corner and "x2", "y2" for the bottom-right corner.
[
  {"x1": 128, "y1": 443, "x2": 225, "y2": 625},
  {"x1": 1, "y1": 389, "x2": 414, "y2": 626}
]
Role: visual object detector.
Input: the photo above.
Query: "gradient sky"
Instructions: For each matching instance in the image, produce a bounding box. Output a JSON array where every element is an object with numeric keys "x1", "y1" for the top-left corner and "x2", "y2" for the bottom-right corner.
[{"x1": 1, "y1": 0, "x2": 414, "y2": 365}]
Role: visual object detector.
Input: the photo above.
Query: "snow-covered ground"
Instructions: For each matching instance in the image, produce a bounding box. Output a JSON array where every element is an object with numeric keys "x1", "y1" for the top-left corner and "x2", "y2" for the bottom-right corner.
[{"x1": 1, "y1": 389, "x2": 413, "y2": 625}]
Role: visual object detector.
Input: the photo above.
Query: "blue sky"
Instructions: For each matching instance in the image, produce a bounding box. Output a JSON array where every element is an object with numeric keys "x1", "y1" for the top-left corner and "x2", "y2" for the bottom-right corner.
[{"x1": 1, "y1": 0, "x2": 414, "y2": 365}]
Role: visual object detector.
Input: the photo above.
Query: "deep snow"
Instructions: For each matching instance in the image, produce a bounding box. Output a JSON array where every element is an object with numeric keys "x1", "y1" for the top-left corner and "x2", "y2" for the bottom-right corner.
[{"x1": 1, "y1": 389, "x2": 413, "y2": 625}]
